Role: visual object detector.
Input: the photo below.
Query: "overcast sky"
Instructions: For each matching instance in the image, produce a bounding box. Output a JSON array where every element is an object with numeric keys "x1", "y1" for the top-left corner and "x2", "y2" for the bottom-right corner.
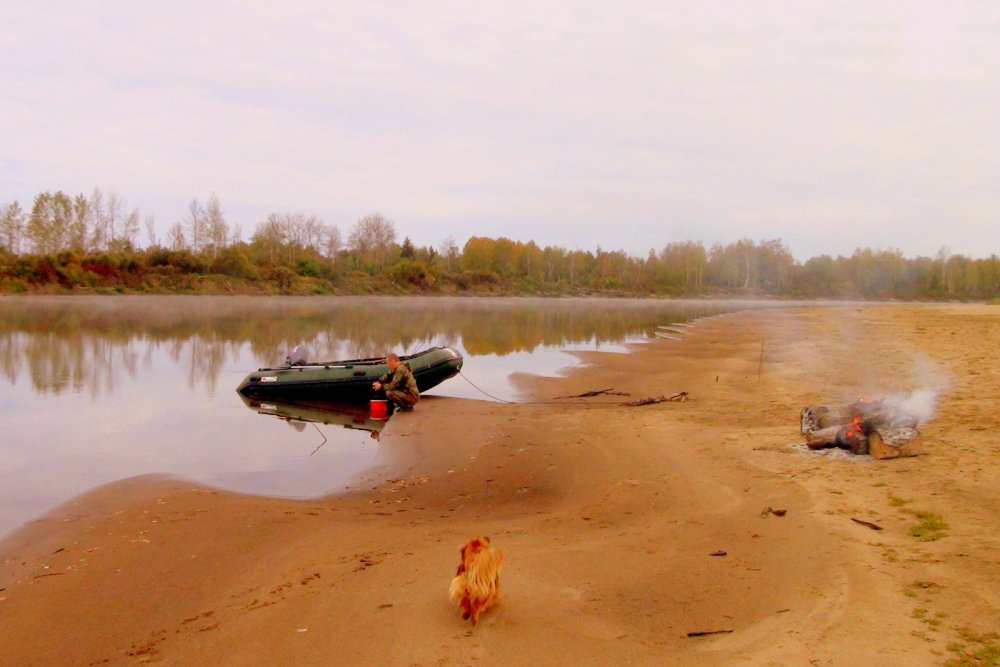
[{"x1": 2, "y1": 1, "x2": 998, "y2": 260}]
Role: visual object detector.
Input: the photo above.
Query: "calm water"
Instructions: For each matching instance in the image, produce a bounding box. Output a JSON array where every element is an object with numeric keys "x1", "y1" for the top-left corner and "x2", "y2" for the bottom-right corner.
[{"x1": 0, "y1": 295, "x2": 741, "y2": 539}]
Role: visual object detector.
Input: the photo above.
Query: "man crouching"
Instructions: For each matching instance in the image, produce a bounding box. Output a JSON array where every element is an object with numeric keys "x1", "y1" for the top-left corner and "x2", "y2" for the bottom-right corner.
[{"x1": 372, "y1": 352, "x2": 419, "y2": 410}]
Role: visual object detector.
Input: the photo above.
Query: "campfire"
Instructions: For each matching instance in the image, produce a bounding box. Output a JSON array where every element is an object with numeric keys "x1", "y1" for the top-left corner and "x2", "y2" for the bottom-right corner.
[{"x1": 800, "y1": 396, "x2": 925, "y2": 459}]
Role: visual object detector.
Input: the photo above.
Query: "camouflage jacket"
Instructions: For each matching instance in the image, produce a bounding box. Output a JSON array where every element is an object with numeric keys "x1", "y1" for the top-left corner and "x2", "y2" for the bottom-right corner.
[{"x1": 379, "y1": 362, "x2": 419, "y2": 399}]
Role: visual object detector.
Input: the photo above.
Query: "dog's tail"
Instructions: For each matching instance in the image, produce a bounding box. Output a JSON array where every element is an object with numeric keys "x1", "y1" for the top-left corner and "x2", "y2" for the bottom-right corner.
[{"x1": 449, "y1": 574, "x2": 465, "y2": 603}]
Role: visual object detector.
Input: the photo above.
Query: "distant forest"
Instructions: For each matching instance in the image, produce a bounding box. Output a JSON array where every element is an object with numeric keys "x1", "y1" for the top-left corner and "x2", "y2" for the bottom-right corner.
[{"x1": 2, "y1": 188, "x2": 998, "y2": 301}]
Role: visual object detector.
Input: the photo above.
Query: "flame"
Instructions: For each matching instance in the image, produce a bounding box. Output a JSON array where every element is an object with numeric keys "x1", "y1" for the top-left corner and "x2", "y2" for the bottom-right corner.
[{"x1": 845, "y1": 415, "x2": 864, "y2": 439}]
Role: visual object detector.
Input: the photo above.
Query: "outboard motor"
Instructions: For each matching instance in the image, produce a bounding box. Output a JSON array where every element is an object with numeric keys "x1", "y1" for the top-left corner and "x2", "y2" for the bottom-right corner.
[{"x1": 284, "y1": 344, "x2": 308, "y2": 367}]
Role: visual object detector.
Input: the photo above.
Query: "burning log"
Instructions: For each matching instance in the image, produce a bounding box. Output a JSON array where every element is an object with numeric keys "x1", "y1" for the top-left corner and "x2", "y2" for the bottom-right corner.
[
  {"x1": 868, "y1": 428, "x2": 924, "y2": 459},
  {"x1": 800, "y1": 397, "x2": 924, "y2": 459}
]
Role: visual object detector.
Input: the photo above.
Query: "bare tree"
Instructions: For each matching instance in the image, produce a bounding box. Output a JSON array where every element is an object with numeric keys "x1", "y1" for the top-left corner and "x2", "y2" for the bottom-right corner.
[
  {"x1": 302, "y1": 215, "x2": 324, "y2": 251},
  {"x1": 439, "y1": 236, "x2": 459, "y2": 272},
  {"x1": 0, "y1": 201, "x2": 26, "y2": 255},
  {"x1": 349, "y1": 213, "x2": 396, "y2": 270},
  {"x1": 323, "y1": 223, "x2": 341, "y2": 262},
  {"x1": 204, "y1": 192, "x2": 228, "y2": 259},
  {"x1": 936, "y1": 246, "x2": 952, "y2": 293},
  {"x1": 144, "y1": 214, "x2": 158, "y2": 248},
  {"x1": 229, "y1": 223, "x2": 242, "y2": 246},
  {"x1": 281, "y1": 213, "x2": 305, "y2": 251},
  {"x1": 183, "y1": 198, "x2": 204, "y2": 253},
  {"x1": 87, "y1": 187, "x2": 105, "y2": 251},
  {"x1": 120, "y1": 208, "x2": 141, "y2": 250},
  {"x1": 168, "y1": 222, "x2": 186, "y2": 251},
  {"x1": 105, "y1": 192, "x2": 124, "y2": 249}
]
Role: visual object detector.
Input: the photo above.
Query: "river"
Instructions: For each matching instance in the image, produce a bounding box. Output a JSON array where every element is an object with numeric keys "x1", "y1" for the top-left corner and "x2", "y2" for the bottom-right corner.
[{"x1": 0, "y1": 295, "x2": 746, "y2": 538}]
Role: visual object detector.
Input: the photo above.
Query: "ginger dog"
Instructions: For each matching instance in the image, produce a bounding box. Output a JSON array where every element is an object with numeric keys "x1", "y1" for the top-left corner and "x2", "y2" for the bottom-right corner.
[{"x1": 449, "y1": 536, "x2": 505, "y2": 624}]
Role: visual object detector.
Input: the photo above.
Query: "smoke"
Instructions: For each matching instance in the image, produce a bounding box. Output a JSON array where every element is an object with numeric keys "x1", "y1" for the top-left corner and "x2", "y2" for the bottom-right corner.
[
  {"x1": 852, "y1": 350, "x2": 951, "y2": 427},
  {"x1": 883, "y1": 388, "x2": 940, "y2": 426}
]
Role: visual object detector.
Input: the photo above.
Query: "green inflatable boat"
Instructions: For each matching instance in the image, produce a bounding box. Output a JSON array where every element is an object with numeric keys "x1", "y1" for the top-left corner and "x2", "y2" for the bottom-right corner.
[{"x1": 236, "y1": 346, "x2": 463, "y2": 401}]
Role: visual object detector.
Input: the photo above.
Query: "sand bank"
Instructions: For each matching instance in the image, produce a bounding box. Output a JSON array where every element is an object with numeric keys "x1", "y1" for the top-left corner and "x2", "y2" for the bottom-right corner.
[{"x1": 1, "y1": 305, "x2": 998, "y2": 665}]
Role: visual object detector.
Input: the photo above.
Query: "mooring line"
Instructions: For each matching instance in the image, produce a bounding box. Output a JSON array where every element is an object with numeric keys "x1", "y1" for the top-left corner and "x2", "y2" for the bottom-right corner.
[
  {"x1": 455, "y1": 370, "x2": 634, "y2": 408},
  {"x1": 457, "y1": 370, "x2": 518, "y2": 404}
]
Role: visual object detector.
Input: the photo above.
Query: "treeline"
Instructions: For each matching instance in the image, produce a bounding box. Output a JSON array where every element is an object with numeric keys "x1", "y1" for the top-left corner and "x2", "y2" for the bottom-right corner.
[{"x1": 1, "y1": 188, "x2": 998, "y2": 300}]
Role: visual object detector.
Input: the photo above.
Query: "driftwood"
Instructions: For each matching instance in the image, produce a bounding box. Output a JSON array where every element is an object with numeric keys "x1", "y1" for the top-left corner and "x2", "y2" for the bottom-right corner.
[
  {"x1": 850, "y1": 518, "x2": 883, "y2": 531},
  {"x1": 686, "y1": 629, "x2": 733, "y2": 638},
  {"x1": 556, "y1": 388, "x2": 630, "y2": 399},
  {"x1": 622, "y1": 392, "x2": 688, "y2": 406}
]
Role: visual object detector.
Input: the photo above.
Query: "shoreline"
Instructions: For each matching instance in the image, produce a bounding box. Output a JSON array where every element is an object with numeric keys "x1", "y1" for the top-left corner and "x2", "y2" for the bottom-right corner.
[{"x1": 2, "y1": 305, "x2": 998, "y2": 665}]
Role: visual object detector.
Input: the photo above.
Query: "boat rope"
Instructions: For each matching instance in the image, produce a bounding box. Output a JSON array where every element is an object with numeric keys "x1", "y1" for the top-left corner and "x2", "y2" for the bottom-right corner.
[
  {"x1": 456, "y1": 370, "x2": 518, "y2": 404},
  {"x1": 455, "y1": 370, "x2": 626, "y2": 408}
]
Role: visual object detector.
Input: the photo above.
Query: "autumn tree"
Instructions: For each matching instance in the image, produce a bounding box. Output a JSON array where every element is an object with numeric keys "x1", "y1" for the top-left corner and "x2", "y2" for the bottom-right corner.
[
  {"x1": 67, "y1": 194, "x2": 90, "y2": 253},
  {"x1": 518, "y1": 241, "x2": 544, "y2": 284},
  {"x1": 252, "y1": 214, "x2": 287, "y2": 266},
  {"x1": 795, "y1": 255, "x2": 841, "y2": 297},
  {"x1": 755, "y1": 239, "x2": 795, "y2": 290},
  {"x1": 27, "y1": 191, "x2": 73, "y2": 254},
  {"x1": 460, "y1": 237, "x2": 494, "y2": 274}
]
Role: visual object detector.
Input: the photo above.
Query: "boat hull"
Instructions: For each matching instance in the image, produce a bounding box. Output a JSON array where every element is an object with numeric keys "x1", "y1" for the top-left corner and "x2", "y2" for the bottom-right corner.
[{"x1": 236, "y1": 346, "x2": 464, "y2": 401}]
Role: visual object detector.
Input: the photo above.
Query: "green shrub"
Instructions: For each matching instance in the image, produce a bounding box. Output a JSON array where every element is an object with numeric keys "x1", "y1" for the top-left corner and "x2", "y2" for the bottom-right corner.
[
  {"x1": 296, "y1": 258, "x2": 323, "y2": 278},
  {"x1": 0, "y1": 277, "x2": 28, "y2": 293},
  {"x1": 165, "y1": 250, "x2": 207, "y2": 274},
  {"x1": 213, "y1": 251, "x2": 259, "y2": 280},
  {"x1": 386, "y1": 258, "x2": 436, "y2": 289}
]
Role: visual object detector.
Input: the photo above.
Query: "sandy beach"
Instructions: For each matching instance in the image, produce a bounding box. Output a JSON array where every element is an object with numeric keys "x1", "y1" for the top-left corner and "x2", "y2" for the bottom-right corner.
[{"x1": 1, "y1": 304, "x2": 998, "y2": 665}]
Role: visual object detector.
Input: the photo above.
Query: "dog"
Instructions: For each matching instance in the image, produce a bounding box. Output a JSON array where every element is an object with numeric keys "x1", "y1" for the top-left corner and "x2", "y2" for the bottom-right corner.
[{"x1": 449, "y1": 536, "x2": 505, "y2": 624}]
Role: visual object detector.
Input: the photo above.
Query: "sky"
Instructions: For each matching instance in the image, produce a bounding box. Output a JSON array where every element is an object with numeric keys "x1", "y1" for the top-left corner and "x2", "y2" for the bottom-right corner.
[{"x1": 1, "y1": 1, "x2": 998, "y2": 261}]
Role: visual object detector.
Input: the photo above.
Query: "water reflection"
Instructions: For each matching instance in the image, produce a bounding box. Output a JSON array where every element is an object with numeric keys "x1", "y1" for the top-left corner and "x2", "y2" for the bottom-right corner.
[
  {"x1": 0, "y1": 296, "x2": 732, "y2": 394},
  {"x1": 240, "y1": 394, "x2": 387, "y2": 442}
]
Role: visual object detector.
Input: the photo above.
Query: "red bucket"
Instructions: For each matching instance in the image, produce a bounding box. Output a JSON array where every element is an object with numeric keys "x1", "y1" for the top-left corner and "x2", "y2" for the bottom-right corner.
[{"x1": 370, "y1": 399, "x2": 388, "y2": 419}]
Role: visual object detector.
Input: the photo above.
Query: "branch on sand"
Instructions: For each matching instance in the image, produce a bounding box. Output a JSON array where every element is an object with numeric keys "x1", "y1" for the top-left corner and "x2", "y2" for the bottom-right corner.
[
  {"x1": 686, "y1": 629, "x2": 733, "y2": 637},
  {"x1": 850, "y1": 517, "x2": 883, "y2": 531},
  {"x1": 622, "y1": 392, "x2": 688, "y2": 406},
  {"x1": 556, "y1": 388, "x2": 631, "y2": 399}
]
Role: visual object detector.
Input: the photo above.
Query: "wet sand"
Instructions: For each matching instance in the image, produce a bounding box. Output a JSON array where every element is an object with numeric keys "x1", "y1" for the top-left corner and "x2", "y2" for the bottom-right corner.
[{"x1": 1, "y1": 305, "x2": 998, "y2": 665}]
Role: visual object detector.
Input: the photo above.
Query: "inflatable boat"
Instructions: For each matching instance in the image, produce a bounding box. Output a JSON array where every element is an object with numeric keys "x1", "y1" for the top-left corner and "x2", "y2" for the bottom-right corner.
[{"x1": 236, "y1": 346, "x2": 463, "y2": 400}]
